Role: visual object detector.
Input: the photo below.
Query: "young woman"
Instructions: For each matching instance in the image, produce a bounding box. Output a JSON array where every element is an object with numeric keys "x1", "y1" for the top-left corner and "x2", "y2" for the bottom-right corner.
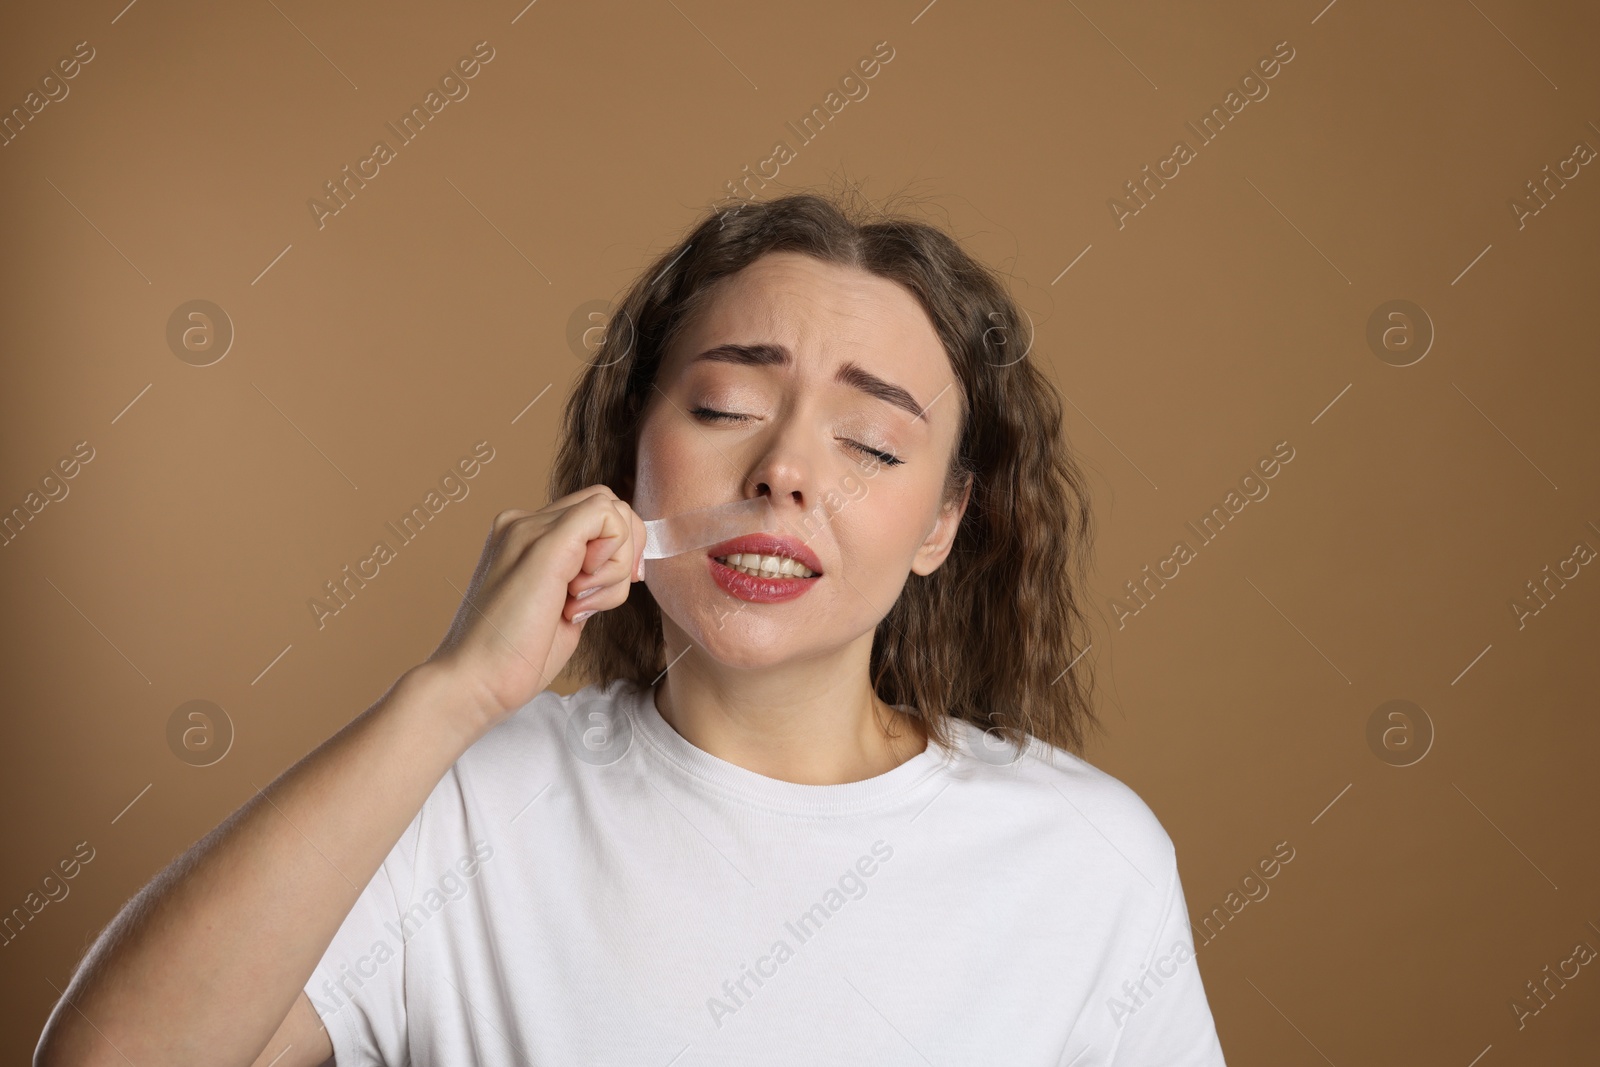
[{"x1": 36, "y1": 192, "x2": 1226, "y2": 1066}]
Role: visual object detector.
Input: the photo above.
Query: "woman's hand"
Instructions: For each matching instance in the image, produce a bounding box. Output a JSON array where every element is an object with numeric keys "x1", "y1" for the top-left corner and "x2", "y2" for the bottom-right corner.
[{"x1": 422, "y1": 485, "x2": 647, "y2": 735}]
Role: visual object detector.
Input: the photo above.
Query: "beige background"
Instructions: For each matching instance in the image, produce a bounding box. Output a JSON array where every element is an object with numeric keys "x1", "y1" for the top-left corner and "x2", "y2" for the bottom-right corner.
[{"x1": 3, "y1": 0, "x2": 1597, "y2": 1062}]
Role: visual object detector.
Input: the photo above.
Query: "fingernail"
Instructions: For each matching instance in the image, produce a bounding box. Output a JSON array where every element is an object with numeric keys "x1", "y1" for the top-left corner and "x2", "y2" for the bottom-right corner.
[
  {"x1": 572, "y1": 610, "x2": 596, "y2": 623},
  {"x1": 575, "y1": 586, "x2": 600, "y2": 600}
]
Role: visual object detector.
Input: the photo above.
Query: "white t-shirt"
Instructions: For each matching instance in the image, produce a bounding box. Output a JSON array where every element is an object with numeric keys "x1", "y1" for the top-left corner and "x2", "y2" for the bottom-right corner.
[{"x1": 305, "y1": 680, "x2": 1226, "y2": 1065}]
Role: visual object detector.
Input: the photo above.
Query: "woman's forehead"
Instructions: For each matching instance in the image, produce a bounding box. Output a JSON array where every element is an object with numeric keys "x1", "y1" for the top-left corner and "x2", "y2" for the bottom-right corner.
[{"x1": 668, "y1": 254, "x2": 948, "y2": 380}]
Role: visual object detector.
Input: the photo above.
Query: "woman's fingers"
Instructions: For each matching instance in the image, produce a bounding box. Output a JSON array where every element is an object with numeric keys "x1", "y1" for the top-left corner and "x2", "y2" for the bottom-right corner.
[
  {"x1": 568, "y1": 549, "x2": 634, "y2": 598},
  {"x1": 551, "y1": 497, "x2": 639, "y2": 622},
  {"x1": 429, "y1": 484, "x2": 652, "y2": 724},
  {"x1": 567, "y1": 499, "x2": 648, "y2": 595}
]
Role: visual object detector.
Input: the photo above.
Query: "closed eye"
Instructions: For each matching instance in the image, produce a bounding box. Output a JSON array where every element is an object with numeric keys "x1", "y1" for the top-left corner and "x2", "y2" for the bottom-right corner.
[
  {"x1": 689, "y1": 406, "x2": 745, "y2": 423},
  {"x1": 848, "y1": 441, "x2": 903, "y2": 466},
  {"x1": 688, "y1": 406, "x2": 904, "y2": 467}
]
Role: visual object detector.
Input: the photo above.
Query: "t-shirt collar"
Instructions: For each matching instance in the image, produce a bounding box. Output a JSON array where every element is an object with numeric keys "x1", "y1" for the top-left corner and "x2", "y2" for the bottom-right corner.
[{"x1": 617, "y1": 680, "x2": 953, "y2": 817}]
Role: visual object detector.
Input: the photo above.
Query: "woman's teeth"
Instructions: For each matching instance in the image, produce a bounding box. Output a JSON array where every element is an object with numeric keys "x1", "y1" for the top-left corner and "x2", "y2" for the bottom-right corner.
[{"x1": 715, "y1": 553, "x2": 817, "y2": 579}]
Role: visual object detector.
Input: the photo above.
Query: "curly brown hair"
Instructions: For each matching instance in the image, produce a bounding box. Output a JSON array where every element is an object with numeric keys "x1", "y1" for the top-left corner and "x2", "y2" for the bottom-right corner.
[{"x1": 549, "y1": 188, "x2": 1100, "y2": 757}]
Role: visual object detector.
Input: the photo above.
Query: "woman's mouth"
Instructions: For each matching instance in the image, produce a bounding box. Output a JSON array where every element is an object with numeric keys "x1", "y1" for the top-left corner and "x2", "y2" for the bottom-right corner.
[
  {"x1": 713, "y1": 553, "x2": 818, "y2": 579},
  {"x1": 705, "y1": 534, "x2": 823, "y2": 603}
]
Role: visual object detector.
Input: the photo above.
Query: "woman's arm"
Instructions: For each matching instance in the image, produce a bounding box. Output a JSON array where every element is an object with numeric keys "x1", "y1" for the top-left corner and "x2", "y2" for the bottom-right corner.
[
  {"x1": 34, "y1": 662, "x2": 486, "y2": 1067},
  {"x1": 34, "y1": 489, "x2": 648, "y2": 1067}
]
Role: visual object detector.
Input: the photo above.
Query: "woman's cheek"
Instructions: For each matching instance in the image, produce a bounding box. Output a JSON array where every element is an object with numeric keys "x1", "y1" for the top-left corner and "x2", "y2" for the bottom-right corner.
[
  {"x1": 833, "y1": 503, "x2": 902, "y2": 579},
  {"x1": 865, "y1": 480, "x2": 927, "y2": 543},
  {"x1": 633, "y1": 422, "x2": 700, "y2": 514}
]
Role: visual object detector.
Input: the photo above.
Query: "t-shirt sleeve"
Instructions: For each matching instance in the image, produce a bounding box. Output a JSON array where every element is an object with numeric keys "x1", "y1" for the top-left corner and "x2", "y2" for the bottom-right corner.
[
  {"x1": 302, "y1": 798, "x2": 426, "y2": 1067},
  {"x1": 1107, "y1": 860, "x2": 1228, "y2": 1066}
]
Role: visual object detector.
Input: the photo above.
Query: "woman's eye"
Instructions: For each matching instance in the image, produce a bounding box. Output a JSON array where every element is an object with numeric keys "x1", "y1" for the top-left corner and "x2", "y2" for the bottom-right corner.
[
  {"x1": 846, "y1": 440, "x2": 904, "y2": 467},
  {"x1": 690, "y1": 407, "x2": 902, "y2": 467},
  {"x1": 689, "y1": 406, "x2": 746, "y2": 423}
]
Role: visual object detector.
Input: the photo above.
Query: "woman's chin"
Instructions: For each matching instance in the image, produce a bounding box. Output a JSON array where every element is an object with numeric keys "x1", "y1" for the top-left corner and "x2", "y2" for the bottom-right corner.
[
  {"x1": 689, "y1": 620, "x2": 810, "y2": 672},
  {"x1": 654, "y1": 601, "x2": 823, "y2": 673}
]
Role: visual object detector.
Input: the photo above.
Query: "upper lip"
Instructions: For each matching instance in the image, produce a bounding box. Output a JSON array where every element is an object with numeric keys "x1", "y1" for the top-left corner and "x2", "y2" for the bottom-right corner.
[{"x1": 706, "y1": 534, "x2": 825, "y2": 575}]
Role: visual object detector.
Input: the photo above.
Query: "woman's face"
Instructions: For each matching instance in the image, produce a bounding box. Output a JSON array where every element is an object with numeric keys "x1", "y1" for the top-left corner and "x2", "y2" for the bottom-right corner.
[{"x1": 633, "y1": 251, "x2": 969, "y2": 671}]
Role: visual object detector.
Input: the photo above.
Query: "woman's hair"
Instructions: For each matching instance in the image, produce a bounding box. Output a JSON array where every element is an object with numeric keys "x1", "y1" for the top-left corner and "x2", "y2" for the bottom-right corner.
[{"x1": 550, "y1": 188, "x2": 1101, "y2": 756}]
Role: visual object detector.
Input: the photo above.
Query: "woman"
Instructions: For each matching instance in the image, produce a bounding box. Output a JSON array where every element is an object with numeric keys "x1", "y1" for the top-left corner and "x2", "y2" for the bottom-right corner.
[{"x1": 36, "y1": 192, "x2": 1225, "y2": 1066}]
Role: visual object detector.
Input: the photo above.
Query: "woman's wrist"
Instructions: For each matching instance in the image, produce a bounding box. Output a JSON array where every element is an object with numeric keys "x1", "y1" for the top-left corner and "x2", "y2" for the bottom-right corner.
[{"x1": 391, "y1": 658, "x2": 505, "y2": 756}]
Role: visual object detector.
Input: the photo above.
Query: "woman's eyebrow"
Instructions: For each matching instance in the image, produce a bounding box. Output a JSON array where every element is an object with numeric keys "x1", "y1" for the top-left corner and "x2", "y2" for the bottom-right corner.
[{"x1": 691, "y1": 342, "x2": 927, "y2": 422}]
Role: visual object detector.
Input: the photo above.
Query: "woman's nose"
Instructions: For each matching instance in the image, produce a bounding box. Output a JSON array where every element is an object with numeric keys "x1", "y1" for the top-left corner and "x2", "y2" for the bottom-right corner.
[{"x1": 745, "y1": 422, "x2": 815, "y2": 513}]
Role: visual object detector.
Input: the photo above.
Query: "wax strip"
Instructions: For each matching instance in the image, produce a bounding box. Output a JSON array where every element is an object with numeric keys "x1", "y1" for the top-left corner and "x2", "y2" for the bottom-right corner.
[{"x1": 641, "y1": 497, "x2": 784, "y2": 559}]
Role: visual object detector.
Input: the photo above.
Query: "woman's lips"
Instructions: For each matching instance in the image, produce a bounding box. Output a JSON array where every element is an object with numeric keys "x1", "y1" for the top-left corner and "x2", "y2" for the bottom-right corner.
[
  {"x1": 704, "y1": 534, "x2": 825, "y2": 575},
  {"x1": 704, "y1": 533, "x2": 824, "y2": 604},
  {"x1": 707, "y1": 557, "x2": 819, "y2": 603}
]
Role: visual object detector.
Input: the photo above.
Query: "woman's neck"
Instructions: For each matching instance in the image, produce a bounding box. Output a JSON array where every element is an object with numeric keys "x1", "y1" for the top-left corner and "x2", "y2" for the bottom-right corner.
[{"x1": 650, "y1": 631, "x2": 928, "y2": 786}]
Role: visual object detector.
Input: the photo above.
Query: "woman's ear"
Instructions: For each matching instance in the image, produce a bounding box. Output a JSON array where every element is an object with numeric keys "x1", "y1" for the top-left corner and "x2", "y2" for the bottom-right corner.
[{"x1": 910, "y1": 473, "x2": 972, "y2": 576}]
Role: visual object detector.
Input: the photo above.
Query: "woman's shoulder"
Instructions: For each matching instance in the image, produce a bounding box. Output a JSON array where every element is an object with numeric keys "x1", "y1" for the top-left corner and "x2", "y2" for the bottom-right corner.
[
  {"x1": 452, "y1": 679, "x2": 638, "y2": 776},
  {"x1": 943, "y1": 716, "x2": 1179, "y2": 878},
  {"x1": 472, "y1": 677, "x2": 630, "y2": 733},
  {"x1": 379, "y1": 682, "x2": 641, "y2": 869}
]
